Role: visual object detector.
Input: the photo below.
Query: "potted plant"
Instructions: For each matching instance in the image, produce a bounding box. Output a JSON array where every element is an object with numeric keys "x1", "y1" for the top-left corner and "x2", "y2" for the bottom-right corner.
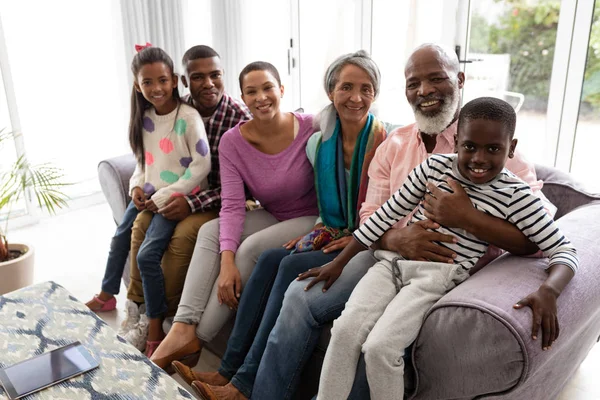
[{"x1": 0, "y1": 128, "x2": 69, "y2": 294}]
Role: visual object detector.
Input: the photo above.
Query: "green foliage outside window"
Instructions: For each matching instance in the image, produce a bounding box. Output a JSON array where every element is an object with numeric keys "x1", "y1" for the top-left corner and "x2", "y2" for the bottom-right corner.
[{"x1": 470, "y1": 0, "x2": 600, "y2": 114}]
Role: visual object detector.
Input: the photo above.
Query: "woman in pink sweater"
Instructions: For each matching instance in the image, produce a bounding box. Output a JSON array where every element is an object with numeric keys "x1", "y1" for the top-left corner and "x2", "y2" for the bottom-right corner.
[{"x1": 150, "y1": 62, "x2": 319, "y2": 370}]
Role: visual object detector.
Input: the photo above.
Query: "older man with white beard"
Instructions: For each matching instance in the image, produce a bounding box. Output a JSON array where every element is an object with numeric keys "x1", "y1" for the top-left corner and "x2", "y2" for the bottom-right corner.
[{"x1": 248, "y1": 43, "x2": 547, "y2": 400}]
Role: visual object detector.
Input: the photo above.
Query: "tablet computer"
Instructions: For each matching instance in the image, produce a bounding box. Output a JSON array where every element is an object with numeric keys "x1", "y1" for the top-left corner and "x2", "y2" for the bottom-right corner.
[{"x1": 0, "y1": 341, "x2": 99, "y2": 399}]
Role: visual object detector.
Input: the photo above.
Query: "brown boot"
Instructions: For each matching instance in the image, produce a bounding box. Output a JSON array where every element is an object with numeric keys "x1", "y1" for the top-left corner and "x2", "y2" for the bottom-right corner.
[
  {"x1": 172, "y1": 361, "x2": 229, "y2": 386},
  {"x1": 191, "y1": 382, "x2": 248, "y2": 400}
]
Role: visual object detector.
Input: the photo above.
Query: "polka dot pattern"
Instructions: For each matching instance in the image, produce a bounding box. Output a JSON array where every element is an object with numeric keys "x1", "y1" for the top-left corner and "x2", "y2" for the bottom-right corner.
[
  {"x1": 143, "y1": 182, "x2": 155, "y2": 194},
  {"x1": 179, "y1": 157, "x2": 192, "y2": 168},
  {"x1": 174, "y1": 119, "x2": 187, "y2": 136},
  {"x1": 191, "y1": 186, "x2": 201, "y2": 195},
  {"x1": 170, "y1": 192, "x2": 185, "y2": 198},
  {"x1": 143, "y1": 117, "x2": 155, "y2": 132},
  {"x1": 160, "y1": 170, "x2": 180, "y2": 184},
  {"x1": 159, "y1": 138, "x2": 174, "y2": 154},
  {"x1": 145, "y1": 151, "x2": 154, "y2": 166},
  {"x1": 196, "y1": 139, "x2": 208, "y2": 156},
  {"x1": 181, "y1": 168, "x2": 192, "y2": 180}
]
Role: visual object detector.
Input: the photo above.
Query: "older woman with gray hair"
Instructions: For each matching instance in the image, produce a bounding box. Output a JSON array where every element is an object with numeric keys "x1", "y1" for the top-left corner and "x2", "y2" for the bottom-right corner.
[{"x1": 179, "y1": 50, "x2": 387, "y2": 400}]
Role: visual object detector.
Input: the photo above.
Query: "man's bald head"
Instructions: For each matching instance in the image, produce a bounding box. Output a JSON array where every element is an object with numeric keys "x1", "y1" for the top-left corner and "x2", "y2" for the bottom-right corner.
[
  {"x1": 404, "y1": 43, "x2": 465, "y2": 135},
  {"x1": 405, "y1": 44, "x2": 460, "y2": 77}
]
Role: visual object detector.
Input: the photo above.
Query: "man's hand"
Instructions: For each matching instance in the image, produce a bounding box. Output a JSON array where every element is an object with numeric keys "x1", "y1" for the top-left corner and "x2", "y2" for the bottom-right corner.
[
  {"x1": 297, "y1": 262, "x2": 343, "y2": 292},
  {"x1": 132, "y1": 187, "x2": 146, "y2": 211},
  {"x1": 217, "y1": 261, "x2": 242, "y2": 310},
  {"x1": 379, "y1": 220, "x2": 457, "y2": 263},
  {"x1": 159, "y1": 196, "x2": 192, "y2": 221},
  {"x1": 145, "y1": 199, "x2": 158, "y2": 212},
  {"x1": 322, "y1": 236, "x2": 353, "y2": 253},
  {"x1": 513, "y1": 285, "x2": 560, "y2": 350},
  {"x1": 422, "y1": 180, "x2": 476, "y2": 229}
]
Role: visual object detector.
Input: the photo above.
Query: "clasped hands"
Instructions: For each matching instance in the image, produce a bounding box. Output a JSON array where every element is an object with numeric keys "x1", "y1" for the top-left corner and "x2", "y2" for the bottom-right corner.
[{"x1": 131, "y1": 187, "x2": 191, "y2": 220}]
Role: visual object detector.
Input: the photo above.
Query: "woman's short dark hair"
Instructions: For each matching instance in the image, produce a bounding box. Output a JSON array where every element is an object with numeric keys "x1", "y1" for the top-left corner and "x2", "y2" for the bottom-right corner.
[{"x1": 238, "y1": 61, "x2": 281, "y2": 92}]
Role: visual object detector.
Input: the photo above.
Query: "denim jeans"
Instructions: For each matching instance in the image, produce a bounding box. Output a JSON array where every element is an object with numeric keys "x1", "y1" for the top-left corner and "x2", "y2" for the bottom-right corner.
[
  {"x1": 218, "y1": 247, "x2": 339, "y2": 398},
  {"x1": 252, "y1": 249, "x2": 377, "y2": 400},
  {"x1": 101, "y1": 200, "x2": 177, "y2": 318},
  {"x1": 101, "y1": 201, "x2": 140, "y2": 295},
  {"x1": 136, "y1": 210, "x2": 178, "y2": 318}
]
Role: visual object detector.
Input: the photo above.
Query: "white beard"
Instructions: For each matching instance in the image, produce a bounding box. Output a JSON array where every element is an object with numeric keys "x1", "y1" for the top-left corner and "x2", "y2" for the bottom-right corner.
[{"x1": 413, "y1": 82, "x2": 460, "y2": 135}]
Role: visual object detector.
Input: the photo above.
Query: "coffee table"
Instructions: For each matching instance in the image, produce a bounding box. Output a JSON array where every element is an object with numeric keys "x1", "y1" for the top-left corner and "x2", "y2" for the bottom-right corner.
[{"x1": 0, "y1": 281, "x2": 194, "y2": 399}]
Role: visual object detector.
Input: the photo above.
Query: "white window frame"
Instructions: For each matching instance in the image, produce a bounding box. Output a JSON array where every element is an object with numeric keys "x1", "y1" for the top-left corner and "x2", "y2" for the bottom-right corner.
[
  {"x1": 0, "y1": 14, "x2": 38, "y2": 226},
  {"x1": 548, "y1": 0, "x2": 596, "y2": 171}
]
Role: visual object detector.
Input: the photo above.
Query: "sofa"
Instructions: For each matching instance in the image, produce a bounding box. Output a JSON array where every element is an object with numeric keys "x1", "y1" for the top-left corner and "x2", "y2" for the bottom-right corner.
[{"x1": 99, "y1": 154, "x2": 600, "y2": 399}]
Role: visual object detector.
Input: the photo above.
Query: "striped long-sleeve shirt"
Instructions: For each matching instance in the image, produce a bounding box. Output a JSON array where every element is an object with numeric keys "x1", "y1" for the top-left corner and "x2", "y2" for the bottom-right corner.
[{"x1": 354, "y1": 154, "x2": 578, "y2": 273}]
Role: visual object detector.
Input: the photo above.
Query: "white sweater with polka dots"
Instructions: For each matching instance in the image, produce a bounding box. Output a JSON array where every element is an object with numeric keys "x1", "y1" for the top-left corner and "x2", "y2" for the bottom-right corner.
[{"x1": 128, "y1": 102, "x2": 211, "y2": 209}]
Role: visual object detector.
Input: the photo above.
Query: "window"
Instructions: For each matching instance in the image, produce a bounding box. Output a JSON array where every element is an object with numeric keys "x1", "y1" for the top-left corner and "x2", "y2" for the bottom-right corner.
[{"x1": 0, "y1": 0, "x2": 129, "y2": 201}]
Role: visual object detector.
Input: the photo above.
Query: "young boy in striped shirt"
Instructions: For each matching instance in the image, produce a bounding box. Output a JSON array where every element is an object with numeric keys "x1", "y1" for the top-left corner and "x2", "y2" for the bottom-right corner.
[{"x1": 316, "y1": 97, "x2": 578, "y2": 400}]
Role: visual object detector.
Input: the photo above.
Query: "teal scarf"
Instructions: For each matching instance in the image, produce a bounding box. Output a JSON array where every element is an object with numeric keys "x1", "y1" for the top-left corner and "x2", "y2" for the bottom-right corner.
[{"x1": 314, "y1": 113, "x2": 376, "y2": 231}]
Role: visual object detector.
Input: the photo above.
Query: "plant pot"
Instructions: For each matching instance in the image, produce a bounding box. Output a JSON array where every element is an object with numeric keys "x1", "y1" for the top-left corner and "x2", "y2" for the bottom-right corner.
[{"x1": 0, "y1": 243, "x2": 34, "y2": 295}]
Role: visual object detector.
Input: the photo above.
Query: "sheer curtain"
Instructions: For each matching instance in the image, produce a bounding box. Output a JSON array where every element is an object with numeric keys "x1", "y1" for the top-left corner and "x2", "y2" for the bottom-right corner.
[
  {"x1": 210, "y1": 0, "x2": 245, "y2": 98},
  {"x1": 120, "y1": 0, "x2": 186, "y2": 84},
  {"x1": 0, "y1": 0, "x2": 129, "y2": 200},
  {"x1": 183, "y1": 0, "x2": 293, "y2": 108}
]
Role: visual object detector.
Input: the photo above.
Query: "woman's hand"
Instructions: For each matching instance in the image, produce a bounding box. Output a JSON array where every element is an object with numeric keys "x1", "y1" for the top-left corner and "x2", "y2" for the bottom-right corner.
[
  {"x1": 322, "y1": 236, "x2": 353, "y2": 253},
  {"x1": 145, "y1": 199, "x2": 158, "y2": 212},
  {"x1": 514, "y1": 285, "x2": 560, "y2": 350},
  {"x1": 284, "y1": 223, "x2": 325, "y2": 250},
  {"x1": 422, "y1": 180, "x2": 476, "y2": 229},
  {"x1": 283, "y1": 235, "x2": 304, "y2": 250},
  {"x1": 297, "y1": 262, "x2": 344, "y2": 292},
  {"x1": 132, "y1": 187, "x2": 146, "y2": 211},
  {"x1": 217, "y1": 260, "x2": 242, "y2": 310}
]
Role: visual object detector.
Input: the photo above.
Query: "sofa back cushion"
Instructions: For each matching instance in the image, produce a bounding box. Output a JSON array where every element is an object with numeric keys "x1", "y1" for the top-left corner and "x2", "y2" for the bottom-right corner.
[{"x1": 535, "y1": 164, "x2": 600, "y2": 219}]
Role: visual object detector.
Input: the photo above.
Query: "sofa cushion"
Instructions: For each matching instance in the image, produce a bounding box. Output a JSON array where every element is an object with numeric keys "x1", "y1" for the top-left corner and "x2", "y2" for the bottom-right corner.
[{"x1": 536, "y1": 164, "x2": 600, "y2": 219}]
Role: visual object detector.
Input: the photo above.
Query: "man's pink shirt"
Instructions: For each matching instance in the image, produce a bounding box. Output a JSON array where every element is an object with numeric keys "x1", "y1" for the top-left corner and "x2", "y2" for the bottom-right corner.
[{"x1": 360, "y1": 121, "x2": 547, "y2": 227}]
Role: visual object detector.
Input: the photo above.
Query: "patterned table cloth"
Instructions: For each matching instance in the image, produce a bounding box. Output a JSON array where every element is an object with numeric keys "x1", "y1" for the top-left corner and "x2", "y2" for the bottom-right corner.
[{"x1": 0, "y1": 281, "x2": 194, "y2": 399}]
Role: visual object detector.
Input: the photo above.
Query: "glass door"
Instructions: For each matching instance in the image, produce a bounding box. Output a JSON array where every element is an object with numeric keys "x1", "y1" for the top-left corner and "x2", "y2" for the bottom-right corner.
[
  {"x1": 459, "y1": 0, "x2": 565, "y2": 167},
  {"x1": 295, "y1": 0, "x2": 369, "y2": 114},
  {"x1": 567, "y1": 0, "x2": 600, "y2": 192}
]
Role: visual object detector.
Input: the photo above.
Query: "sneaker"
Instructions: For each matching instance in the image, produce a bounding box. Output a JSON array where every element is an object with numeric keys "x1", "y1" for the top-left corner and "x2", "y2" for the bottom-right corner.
[
  {"x1": 117, "y1": 300, "x2": 141, "y2": 337},
  {"x1": 125, "y1": 305, "x2": 149, "y2": 352}
]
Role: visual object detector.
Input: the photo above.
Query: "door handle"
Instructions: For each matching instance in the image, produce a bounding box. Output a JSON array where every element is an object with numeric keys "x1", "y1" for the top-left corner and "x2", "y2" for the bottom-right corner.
[{"x1": 455, "y1": 45, "x2": 483, "y2": 63}]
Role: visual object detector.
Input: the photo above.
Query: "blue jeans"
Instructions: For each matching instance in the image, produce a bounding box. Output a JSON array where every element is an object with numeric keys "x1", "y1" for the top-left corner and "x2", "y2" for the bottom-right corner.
[
  {"x1": 252, "y1": 249, "x2": 377, "y2": 400},
  {"x1": 218, "y1": 247, "x2": 339, "y2": 398},
  {"x1": 101, "y1": 201, "x2": 176, "y2": 318},
  {"x1": 101, "y1": 201, "x2": 140, "y2": 295}
]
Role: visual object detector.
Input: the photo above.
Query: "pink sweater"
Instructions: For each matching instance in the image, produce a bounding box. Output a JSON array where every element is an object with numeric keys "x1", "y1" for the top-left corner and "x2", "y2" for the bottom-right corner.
[{"x1": 218, "y1": 113, "x2": 319, "y2": 253}]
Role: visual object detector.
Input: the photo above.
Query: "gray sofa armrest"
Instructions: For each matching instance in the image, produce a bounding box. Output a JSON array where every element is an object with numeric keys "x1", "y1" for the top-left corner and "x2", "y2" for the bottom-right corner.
[
  {"x1": 411, "y1": 203, "x2": 600, "y2": 399},
  {"x1": 97, "y1": 154, "x2": 136, "y2": 287},
  {"x1": 98, "y1": 154, "x2": 136, "y2": 225}
]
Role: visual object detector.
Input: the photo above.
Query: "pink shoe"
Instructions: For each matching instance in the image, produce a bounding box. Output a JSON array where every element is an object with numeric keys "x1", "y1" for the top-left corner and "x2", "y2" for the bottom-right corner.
[
  {"x1": 145, "y1": 340, "x2": 162, "y2": 358},
  {"x1": 85, "y1": 295, "x2": 117, "y2": 312}
]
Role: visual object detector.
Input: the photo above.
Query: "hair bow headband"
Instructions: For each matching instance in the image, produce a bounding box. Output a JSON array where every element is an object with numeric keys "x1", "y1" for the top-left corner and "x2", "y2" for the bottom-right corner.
[{"x1": 135, "y1": 42, "x2": 152, "y2": 53}]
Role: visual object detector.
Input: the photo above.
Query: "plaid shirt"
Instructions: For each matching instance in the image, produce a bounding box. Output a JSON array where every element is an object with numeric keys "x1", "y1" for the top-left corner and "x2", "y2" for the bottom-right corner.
[{"x1": 183, "y1": 93, "x2": 252, "y2": 213}]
